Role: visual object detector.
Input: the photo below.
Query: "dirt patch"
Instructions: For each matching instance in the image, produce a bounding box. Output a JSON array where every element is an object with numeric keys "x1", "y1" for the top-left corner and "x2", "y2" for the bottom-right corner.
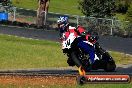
[{"x1": 0, "y1": 75, "x2": 77, "y2": 86}]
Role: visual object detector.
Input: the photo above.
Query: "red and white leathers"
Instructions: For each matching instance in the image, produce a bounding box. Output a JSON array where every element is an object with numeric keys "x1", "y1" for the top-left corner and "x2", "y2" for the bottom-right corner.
[
  {"x1": 60, "y1": 25, "x2": 96, "y2": 44},
  {"x1": 61, "y1": 26, "x2": 78, "y2": 49},
  {"x1": 61, "y1": 25, "x2": 99, "y2": 64},
  {"x1": 64, "y1": 26, "x2": 78, "y2": 39},
  {"x1": 77, "y1": 25, "x2": 97, "y2": 44}
]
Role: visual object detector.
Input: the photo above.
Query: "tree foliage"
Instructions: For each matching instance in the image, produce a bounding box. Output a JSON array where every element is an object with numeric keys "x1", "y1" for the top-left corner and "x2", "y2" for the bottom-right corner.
[
  {"x1": 126, "y1": 5, "x2": 132, "y2": 22},
  {"x1": 79, "y1": 0, "x2": 116, "y2": 18},
  {"x1": 116, "y1": 0, "x2": 132, "y2": 13},
  {"x1": 0, "y1": 0, "x2": 12, "y2": 6}
]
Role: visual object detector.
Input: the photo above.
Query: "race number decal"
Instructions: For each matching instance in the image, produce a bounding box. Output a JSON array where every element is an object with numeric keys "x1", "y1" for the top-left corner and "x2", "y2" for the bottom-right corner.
[
  {"x1": 62, "y1": 33, "x2": 76, "y2": 49},
  {"x1": 65, "y1": 39, "x2": 70, "y2": 47}
]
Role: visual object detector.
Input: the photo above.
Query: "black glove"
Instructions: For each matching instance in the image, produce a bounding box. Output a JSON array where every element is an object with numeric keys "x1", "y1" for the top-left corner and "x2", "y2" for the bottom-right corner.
[
  {"x1": 81, "y1": 32, "x2": 86, "y2": 36},
  {"x1": 80, "y1": 32, "x2": 86, "y2": 40},
  {"x1": 88, "y1": 36, "x2": 95, "y2": 42}
]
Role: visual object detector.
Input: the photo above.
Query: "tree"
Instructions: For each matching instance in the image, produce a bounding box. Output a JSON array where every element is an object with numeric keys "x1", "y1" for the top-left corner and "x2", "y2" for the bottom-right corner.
[
  {"x1": 0, "y1": 0, "x2": 12, "y2": 6},
  {"x1": 126, "y1": 5, "x2": 132, "y2": 22},
  {"x1": 116, "y1": 0, "x2": 132, "y2": 13},
  {"x1": 79, "y1": 0, "x2": 116, "y2": 18}
]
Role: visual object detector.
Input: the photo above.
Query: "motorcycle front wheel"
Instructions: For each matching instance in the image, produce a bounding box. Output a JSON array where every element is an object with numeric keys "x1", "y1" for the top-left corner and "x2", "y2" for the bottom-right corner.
[
  {"x1": 70, "y1": 50, "x2": 90, "y2": 71},
  {"x1": 104, "y1": 60, "x2": 116, "y2": 72}
]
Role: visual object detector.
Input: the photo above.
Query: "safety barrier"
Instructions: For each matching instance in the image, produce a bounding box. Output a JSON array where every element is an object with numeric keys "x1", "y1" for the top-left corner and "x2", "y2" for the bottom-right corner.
[{"x1": 0, "y1": 6, "x2": 132, "y2": 38}]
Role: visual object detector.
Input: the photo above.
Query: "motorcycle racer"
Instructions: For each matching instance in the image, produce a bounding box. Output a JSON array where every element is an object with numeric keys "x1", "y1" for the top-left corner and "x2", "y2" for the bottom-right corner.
[{"x1": 57, "y1": 16, "x2": 99, "y2": 70}]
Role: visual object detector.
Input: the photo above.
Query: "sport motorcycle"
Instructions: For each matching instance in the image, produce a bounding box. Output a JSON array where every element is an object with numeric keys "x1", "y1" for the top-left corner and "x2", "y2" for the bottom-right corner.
[{"x1": 61, "y1": 28, "x2": 116, "y2": 72}]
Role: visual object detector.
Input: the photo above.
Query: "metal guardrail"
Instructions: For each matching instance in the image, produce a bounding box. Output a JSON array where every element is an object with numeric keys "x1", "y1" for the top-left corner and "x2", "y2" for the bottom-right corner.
[{"x1": 0, "y1": 6, "x2": 132, "y2": 37}]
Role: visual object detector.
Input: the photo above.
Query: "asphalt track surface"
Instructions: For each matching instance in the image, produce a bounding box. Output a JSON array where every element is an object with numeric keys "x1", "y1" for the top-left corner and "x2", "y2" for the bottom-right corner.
[
  {"x1": 0, "y1": 65, "x2": 132, "y2": 76},
  {"x1": 0, "y1": 25, "x2": 132, "y2": 54},
  {"x1": 0, "y1": 25, "x2": 132, "y2": 76}
]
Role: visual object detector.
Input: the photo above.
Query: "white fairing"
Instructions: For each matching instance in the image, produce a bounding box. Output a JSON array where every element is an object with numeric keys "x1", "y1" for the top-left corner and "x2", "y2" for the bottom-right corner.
[
  {"x1": 94, "y1": 54, "x2": 99, "y2": 60},
  {"x1": 62, "y1": 33, "x2": 76, "y2": 49}
]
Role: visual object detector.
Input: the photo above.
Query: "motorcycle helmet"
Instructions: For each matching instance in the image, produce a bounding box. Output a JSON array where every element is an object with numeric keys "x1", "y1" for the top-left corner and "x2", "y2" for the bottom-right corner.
[{"x1": 57, "y1": 16, "x2": 69, "y2": 33}]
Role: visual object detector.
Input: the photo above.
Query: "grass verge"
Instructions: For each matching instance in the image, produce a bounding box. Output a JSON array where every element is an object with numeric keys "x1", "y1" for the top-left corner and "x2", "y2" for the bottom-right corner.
[
  {"x1": 0, "y1": 83, "x2": 131, "y2": 88},
  {"x1": 0, "y1": 34, "x2": 67, "y2": 70},
  {"x1": 12, "y1": 0, "x2": 83, "y2": 15},
  {"x1": 0, "y1": 34, "x2": 131, "y2": 70}
]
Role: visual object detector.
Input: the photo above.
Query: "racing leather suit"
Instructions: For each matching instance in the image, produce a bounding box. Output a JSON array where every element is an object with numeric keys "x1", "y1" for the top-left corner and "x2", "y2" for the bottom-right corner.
[{"x1": 60, "y1": 25, "x2": 98, "y2": 64}]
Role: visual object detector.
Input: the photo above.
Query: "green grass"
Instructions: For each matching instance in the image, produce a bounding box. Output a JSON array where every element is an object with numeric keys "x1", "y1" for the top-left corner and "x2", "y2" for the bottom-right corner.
[
  {"x1": 12, "y1": 0, "x2": 128, "y2": 22},
  {"x1": 77, "y1": 84, "x2": 132, "y2": 88},
  {"x1": 0, "y1": 34, "x2": 67, "y2": 70},
  {"x1": 12, "y1": 0, "x2": 83, "y2": 15},
  {"x1": 0, "y1": 83, "x2": 132, "y2": 88},
  {"x1": 109, "y1": 51, "x2": 132, "y2": 65},
  {"x1": 12, "y1": 0, "x2": 38, "y2": 10},
  {"x1": 0, "y1": 34, "x2": 131, "y2": 70},
  {"x1": 115, "y1": 13, "x2": 127, "y2": 21}
]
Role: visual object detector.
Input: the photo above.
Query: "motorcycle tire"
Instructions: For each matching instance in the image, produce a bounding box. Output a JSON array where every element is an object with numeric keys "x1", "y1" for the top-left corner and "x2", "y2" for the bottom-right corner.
[
  {"x1": 67, "y1": 58, "x2": 75, "y2": 66},
  {"x1": 71, "y1": 51, "x2": 82, "y2": 68},
  {"x1": 104, "y1": 61, "x2": 116, "y2": 72},
  {"x1": 71, "y1": 51, "x2": 91, "y2": 71}
]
